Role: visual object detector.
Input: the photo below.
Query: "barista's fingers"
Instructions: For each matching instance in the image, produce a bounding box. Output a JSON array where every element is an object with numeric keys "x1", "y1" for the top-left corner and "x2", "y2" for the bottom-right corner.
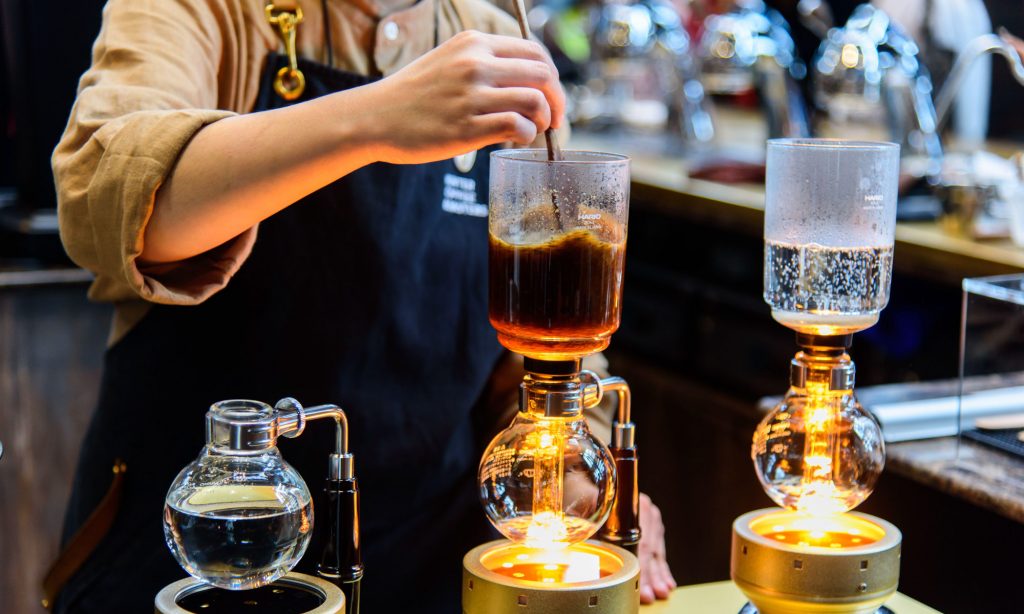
[
  {"x1": 477, "y1": 87, "x2": 551, "y2": 134},
  {"x1": 480, "y1": 33, "x2": 554, "y2": 67},
  {"x1": 453, "y1": 31, "x2": 564, "y2": 129},
  {"x1": 476, "y1": 112, "x2": 538, "y2": 145},
  {"x1": 486, "y1": 58, "x2": 565, "y2": 128},
  {"x1": 638, "y1": 493, "x2": 675, "y2": 602}
]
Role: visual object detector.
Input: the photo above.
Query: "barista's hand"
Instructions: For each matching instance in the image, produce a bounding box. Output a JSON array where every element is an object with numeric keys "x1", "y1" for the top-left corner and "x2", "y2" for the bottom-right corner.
[
  {"x1": 638, "y1": 492, "x2": 677, "y2": 603},
  {"x1": 364, "y1": 30, "x2": 565, "y2": 164}
]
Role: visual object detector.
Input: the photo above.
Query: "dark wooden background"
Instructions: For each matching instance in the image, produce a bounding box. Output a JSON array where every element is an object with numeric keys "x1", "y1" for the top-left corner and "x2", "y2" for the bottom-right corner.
[{"x1": 0, "y1": 280, "x2": 109, "y2": 613}]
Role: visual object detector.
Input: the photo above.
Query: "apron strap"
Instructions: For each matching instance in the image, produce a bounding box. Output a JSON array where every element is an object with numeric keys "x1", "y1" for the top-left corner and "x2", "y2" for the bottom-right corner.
[{"x1": 40, "y1": 460, "x2": 127, "y2": 610}]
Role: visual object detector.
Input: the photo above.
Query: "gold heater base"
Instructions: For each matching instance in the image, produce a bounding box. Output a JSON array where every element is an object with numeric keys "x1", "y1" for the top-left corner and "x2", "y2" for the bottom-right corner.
[
  {"x1": 462, "y1": 540, "x2": 640, "y2": 614},
  {"x1": 731, "y1": 509, "x2": 902, "y2": 614}
]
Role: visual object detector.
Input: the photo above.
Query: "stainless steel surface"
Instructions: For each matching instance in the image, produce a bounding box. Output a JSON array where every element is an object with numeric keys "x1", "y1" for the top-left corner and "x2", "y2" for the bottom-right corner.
[
  {"x1": 789, "y1": 358, "x2": 856, "y2": 391},
  {"x1": 796, "y1": 0, "x2": 833, "y2": 39},
  {"x1": 328, "y1": 453, "x2": 354, "y2": 482},
  {"x1": 203, "y1": 398, "x2": 354, "y2": 478},
  {"x1": 462, "y1": 540, "x2": 640, "y2": 614},
  {"x1": 519, "y1": 372, "x2": 588, "y2": 417},
  {"x1": 612, "y1": 421, "x2": 636, "y2": 449},
  {"x1": 812, "y1": 4, "x2": 940, "y2": 176},
  {"x1": 154, "y1": 572, "x2": 345, "y2": 614},
  {"x1": 698, "y1": 0, "x2": 809, "y2": 139},
  {"x1": 937, "y1": 183, "x2": 997, "y2": 236},
  {"x1": 205, "y1": 399, "x2": 278, "y2": 451},
  {"x1": 583, "y1": 0, "x2": 713, "y2": 143},
  {"x1": 739, "y1": 603, "x2": 894, "y2": 614},
  {"x1": 934, "y1": 32, "x2": 1024, "y2": 134},
  {"x1": 0, "y1": 267, "x2": 92, "y2": 287}
]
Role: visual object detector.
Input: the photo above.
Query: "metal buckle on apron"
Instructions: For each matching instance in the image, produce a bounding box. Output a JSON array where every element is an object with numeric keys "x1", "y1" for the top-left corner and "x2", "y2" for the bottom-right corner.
[{"x1": 266, "y1": 3, "x2": 306, "y2": 100}]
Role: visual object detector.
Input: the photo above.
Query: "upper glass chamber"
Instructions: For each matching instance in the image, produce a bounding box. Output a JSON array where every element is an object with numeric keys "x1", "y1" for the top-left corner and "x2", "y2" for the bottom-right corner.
[
  {"x1": 763, "y1": 139, "x2": 900, "y2": 335},
  {"x1": 488, "y1": 150, "x2": 630, "y2": 360}
]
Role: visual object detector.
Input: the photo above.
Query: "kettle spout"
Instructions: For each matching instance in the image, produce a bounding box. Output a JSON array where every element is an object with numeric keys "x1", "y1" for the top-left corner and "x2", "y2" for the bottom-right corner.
[{"x1": 935, "y1": 31, "x2": 1024, "y2": 133}]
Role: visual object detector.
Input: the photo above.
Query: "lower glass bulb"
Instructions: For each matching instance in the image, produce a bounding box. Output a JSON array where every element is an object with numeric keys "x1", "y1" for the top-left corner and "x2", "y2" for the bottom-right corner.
[
  {"x1": 752, "y1": 380, "x2": 884, "y2": 515},
  {"x1": 164, "y1": 409, "x2": 313, "y2": 591},
  {"x1": 478, "y1": 412, "x2": 615, "y2": 549}
]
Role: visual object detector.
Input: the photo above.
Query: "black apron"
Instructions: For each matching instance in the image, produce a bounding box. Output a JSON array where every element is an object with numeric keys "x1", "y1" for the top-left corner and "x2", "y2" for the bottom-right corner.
[{"x1": 56, "y1": 51, "x2": 503, "y2": 613}]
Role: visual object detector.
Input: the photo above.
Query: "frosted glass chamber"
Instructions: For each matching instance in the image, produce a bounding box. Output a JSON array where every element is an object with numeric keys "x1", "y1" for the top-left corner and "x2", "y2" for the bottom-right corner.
[{"x1": 763, "y1": 139, "x2": 899, "y2": 335}]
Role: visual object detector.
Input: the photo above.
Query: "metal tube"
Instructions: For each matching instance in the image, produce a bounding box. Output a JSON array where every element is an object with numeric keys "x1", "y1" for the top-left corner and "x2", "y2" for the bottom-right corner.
[
  {"x1": 599, "y1": 377, "x2": 631, "y2": 426},
  {"x1": 276, "y1": 399, "x2": 353, "y2": 481},
  {"x1": 935, "y1": 32, "x2": 1024, "y2": 133},
  {"x1": 302, "y1": 404, "x2": 349, "y2": 456}
]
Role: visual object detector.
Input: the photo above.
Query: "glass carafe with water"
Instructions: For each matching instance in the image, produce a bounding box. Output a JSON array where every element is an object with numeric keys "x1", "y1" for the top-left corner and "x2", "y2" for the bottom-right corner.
[
  {"x1": 763, "y1": 139, "x2": 900, "y2": 335},
  {"x1": 488, "y1": 150, "x2": 630, "y2": 360},
  {"x1": 163, "y1": 400, "x2": 314, "y2": 591}
]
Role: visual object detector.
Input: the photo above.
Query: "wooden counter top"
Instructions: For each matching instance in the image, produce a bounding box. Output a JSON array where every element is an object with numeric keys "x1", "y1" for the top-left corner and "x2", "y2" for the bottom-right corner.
[
  {"x1": 570, "y1": 132, "x2": 1024, "y2": 282},
  {"x1": 641, "y1": 581, "x2": 939, "y2": 613}
]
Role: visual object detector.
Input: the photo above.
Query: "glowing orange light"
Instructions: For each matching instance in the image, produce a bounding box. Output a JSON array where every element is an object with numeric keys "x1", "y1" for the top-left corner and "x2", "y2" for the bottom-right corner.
[{"x1": 751, "y1": 510, "x2": 884, "y2": 550}]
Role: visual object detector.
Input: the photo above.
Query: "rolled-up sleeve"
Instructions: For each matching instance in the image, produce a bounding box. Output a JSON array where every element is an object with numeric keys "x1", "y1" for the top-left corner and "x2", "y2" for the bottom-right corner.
[{"x1": 53, "y1": 0, "x2": 255, "y2": 304}]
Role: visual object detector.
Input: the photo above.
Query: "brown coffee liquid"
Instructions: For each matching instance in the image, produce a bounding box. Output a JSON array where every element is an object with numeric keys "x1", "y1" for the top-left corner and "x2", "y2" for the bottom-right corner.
[{"x1": 489, "y1": 229, "x2": 625, "y2": 359}]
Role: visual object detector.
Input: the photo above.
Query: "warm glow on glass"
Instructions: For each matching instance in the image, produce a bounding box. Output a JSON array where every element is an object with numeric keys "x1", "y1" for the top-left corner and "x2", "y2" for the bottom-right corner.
[
  {"x1": 527, "y1": 425, "x2": 568, "y2": 548},
  {"x1": 479, "y1": 411, "x2": 615, "y2": 550},
  {"x1": 752, "y1": 355, "x2": 884, "y2": 516},
  {"x1": 793, "y1": 379, "x2": 845, "y2": 516}
]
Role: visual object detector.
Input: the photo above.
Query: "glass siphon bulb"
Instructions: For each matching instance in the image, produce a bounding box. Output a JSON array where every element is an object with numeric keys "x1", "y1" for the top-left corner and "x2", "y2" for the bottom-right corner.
[
  {"x1": 478, "y1": 411, "x2": 616, "y2": 549},
  {"x1": 163, "y1": 444, "x2": 313, "y2": 590},
  {"x1": 752, "y1": 368, "x2": 885, "y2": 516}
]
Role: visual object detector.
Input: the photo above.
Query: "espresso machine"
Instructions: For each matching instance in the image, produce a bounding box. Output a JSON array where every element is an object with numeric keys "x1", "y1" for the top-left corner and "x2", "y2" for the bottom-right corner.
[
  {"x1": 462, "y1": 149, "x2": 642, "y2": 613},
  {"x1": 731, "y1": 139, "x2": 903, "y2": 614},
  {"x1": 156, "y1": 398, "x2": 361, "y2": 614}
]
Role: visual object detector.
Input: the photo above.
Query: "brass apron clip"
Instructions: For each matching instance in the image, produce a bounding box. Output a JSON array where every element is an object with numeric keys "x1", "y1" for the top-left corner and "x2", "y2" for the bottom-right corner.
[{"x1": 265, "y1": 3, "x2": 306, "y2": 100}]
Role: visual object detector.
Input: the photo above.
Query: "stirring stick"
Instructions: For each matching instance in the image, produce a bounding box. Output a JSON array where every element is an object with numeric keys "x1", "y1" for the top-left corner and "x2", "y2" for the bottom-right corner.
[
  {"x1": 510, "y1": 0, "x2": 564, "y2": 230},
  {"x1": 510, "y1": 0, "x2": 561, "y2": 163}
]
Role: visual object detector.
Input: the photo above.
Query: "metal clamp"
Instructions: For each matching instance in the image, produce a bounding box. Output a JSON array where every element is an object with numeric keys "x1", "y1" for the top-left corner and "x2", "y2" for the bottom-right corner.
[
  {"x1": 581, "y1": 371, "x2": 635, "y2": 449},
  {"x1": 266, "y1": 3, "x2": 306, "y2": 100},
  {"x1": 205, "y1": 397, "x2": 353, "y2": 479},
  {"x1": 789, "y1": 359, "x2": 856, "y2": 391}
]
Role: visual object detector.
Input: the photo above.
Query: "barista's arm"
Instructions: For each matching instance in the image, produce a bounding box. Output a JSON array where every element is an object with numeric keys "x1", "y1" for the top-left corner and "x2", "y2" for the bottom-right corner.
[
  {"x1": 144, "y1": 31, "x2": 565, "y2": 264},
  {"x1": 55, "y1": 0, "x2": 565, "y2": 303}
]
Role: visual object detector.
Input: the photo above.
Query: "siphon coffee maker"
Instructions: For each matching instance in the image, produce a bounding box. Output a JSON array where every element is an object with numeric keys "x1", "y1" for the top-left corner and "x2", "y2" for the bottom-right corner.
[
  {"x1": 156, "y1": 398, "x2": 362, "y2": 614},
  {"x1": 731, "y1": 140, "x2": 902, "y2": 614},
  {"x1": 463, "y1": 150, "x2": 641, "y2": 613}
]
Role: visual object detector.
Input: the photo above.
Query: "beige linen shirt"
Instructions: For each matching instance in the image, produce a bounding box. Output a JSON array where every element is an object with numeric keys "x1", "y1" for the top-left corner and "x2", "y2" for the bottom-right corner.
[
  {"x1": 53, "y1": 0, "x2": 521, "y2": 343},
  {"x1": 52, "y1": 0, "x2": 613, "y2": 436}
]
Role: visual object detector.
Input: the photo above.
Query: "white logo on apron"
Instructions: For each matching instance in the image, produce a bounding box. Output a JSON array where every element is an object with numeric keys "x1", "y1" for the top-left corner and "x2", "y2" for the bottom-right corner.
[{"x1": 442, "y1": 173, "x2": 487, "y2": 218}]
